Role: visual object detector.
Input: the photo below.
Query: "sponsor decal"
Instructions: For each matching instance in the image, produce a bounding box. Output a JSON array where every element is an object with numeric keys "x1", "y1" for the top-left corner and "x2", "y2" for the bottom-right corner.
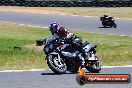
[{"x1": 76, "y1": 67, "x2": 131, "y2": 85}]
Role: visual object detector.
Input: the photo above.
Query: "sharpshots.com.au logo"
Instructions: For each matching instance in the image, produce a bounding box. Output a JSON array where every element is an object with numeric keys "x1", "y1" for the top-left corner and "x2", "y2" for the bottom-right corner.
[{"x1": 76, "y1": 68, "x2": 131, "y2": 85}]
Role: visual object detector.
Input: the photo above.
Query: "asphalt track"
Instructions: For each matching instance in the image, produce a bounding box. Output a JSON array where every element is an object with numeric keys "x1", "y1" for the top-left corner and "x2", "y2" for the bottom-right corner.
[
  {"x1": 0, "y1": 11, "x2": 132, "y2": 36},
  {"x1": 0, "y1": 67, "x2": 132, "y2": 88},
  {"x1": 0, "y1": 11, "x2": 132, "y2": 88}
]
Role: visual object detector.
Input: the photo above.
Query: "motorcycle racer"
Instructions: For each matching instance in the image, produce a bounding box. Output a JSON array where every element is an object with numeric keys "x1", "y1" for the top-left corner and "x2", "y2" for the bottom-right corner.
[
  {"x1": 49, "y1": 22, "x2": 86, "y2": 66},
  {"x1": 100, "y1": 14, "x2": 117, "y2": 28}
]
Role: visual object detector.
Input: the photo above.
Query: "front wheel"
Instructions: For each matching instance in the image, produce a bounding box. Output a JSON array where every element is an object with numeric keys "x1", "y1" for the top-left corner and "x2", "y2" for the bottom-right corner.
[
  {"x1": 113, "y1": 22, "x2": 117, "y2": 28},
  {"x1": 47, "y1": 54, "x2": 67, "y2": 74},
  {"x1": 85, "y1": 56, "x2": 101, "y2": 73},
  {"x1": 102, "y1": 22, "x2": 106, "y2": 28}
]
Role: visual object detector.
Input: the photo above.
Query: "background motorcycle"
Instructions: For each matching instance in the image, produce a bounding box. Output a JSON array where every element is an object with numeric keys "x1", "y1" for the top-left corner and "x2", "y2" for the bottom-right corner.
[
  {"x1": 100, "y1": 16, "x2": 117, "y2": 28},
  {"x1": 43, "y1": 35, "x2": 101, "y2": 74}
]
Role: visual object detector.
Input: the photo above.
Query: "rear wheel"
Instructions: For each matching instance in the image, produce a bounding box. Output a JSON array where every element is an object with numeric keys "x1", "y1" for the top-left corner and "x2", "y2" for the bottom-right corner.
[
  {"x1": 85, "y1": 56, "x2": 101, "y2": 73},
  {"x1": 47, "y1": 54, "x2": 67, "y2": 74}
]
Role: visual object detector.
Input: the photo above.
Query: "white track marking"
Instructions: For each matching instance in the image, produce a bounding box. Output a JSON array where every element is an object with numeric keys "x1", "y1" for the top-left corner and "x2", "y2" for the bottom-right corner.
[
  {"x1": 115, "y1": 18, "x2": 132, "y2": 21},
  {"x1": 84, "y1": 16, "x2": 93, "y2": 18},
  {"x1": 102, "y1": 65, "x2": 132, "y2": 68},
  {"x1": 120, "y1": 35, "x2": 127, "y2": 37},
  {"x1": 0, "y1": 66, "x2": 132, "y2": 73},
  {"x1": 0, "y1": 10, "x2": 97, "y2": 19},
  {"x1": 71, "y1": 15, "x2": 79, "y2": 17},
  {"x1": 0, "y1": 21, "x2": 48, "y2": 28},
  {"x1": 0, "y1": 10, "x2": 71, "y2": 16},
  {"x1": 0, "y1": 69, "x2": 46, "y2": 73},
  {"x1": 0, "y1": 21, "x2": 131, "y2": 38},
  {"x1": 0, "y1": 10, "x2": 50, "y2": 15},
  {"x1": 1, "y1": 10, "x2": 132, "y2": 20}
]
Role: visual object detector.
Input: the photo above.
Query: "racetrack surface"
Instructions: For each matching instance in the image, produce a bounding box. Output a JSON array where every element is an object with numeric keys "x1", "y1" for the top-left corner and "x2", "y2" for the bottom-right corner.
[
  {"x1": 0, "y1": 67, "x2": 131, "y2": 88},
  {"x1": 0, "y1": 11, "x2": 132, "y2": 36}
]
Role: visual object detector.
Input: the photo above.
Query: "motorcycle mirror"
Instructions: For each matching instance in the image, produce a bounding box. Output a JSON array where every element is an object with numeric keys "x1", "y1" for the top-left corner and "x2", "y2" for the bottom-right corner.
[{"x1": 94, "y1": 45, "x2": 97, "y2": 48}]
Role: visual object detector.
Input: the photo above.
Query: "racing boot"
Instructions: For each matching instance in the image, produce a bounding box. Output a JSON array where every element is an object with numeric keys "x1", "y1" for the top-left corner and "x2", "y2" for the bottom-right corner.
[
  {"x1": 77, "y1": 58, "x2": 85, "y2": 73},
  {"x1": 80, "y1": 51, "x2": 86, "y2": 69}
]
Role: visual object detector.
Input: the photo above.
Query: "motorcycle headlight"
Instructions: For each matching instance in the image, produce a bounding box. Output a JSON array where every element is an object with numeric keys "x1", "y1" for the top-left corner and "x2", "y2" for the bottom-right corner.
[
  {"x1": 49, "y1": 44, "x2": 53, "y2": 49},
  {"x1": 45, "y1": 47, "x2": 49, "y2": 53}
]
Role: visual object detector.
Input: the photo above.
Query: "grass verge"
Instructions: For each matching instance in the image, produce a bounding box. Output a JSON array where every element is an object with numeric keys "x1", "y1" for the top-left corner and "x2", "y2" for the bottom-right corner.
[
  {"x1": 0, "y1": 23, "x2": 50, "y2": 70},
  {"x1": 41, "y1": 7, "x2": 132, "y2": 19},
  {"x1": 0, "y1": 23, "x2": 132, "y2": 70},
  {"x1": 0, "y1": 6, "x2": 132, "y2": 19}
]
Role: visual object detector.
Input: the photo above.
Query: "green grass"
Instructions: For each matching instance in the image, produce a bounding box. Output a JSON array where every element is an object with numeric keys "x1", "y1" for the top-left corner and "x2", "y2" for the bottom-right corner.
[
  {"x1": 0, "y1": 23, "x2": 50, "y2": 70},
  {"x1": 0, "y1": 23, "x2": 132, "y2": 70},
  {"x1": 76, "y1": 32, "x2": 132, "y2": 66}
]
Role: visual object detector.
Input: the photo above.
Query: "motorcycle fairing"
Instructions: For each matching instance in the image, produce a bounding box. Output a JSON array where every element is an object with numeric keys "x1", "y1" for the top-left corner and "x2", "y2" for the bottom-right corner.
[
  {"x1": 82, "y1": 41, "x2": 94, "y2": 53},
  {"x1": 58, "y1": 44, "x2": 82, "y2": 69}
]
